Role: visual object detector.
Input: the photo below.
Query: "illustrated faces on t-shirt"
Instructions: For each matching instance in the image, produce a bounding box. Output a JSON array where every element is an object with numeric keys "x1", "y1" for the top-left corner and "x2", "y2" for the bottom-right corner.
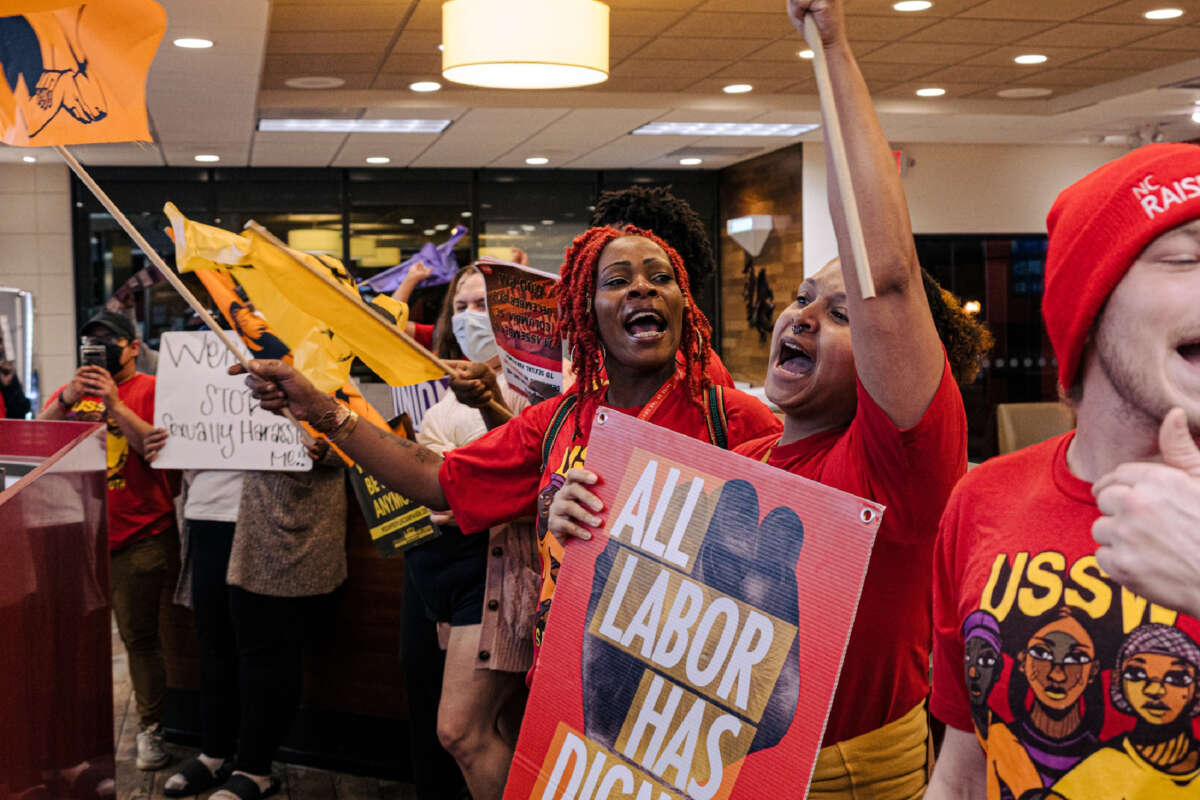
[
  {"x1": 765, "y1": 261, "x2": 856, "y2": 425},
  {"x1": 593, "y1": 236, "x2": 684, "y2": 376},
  {"x1": 960, "y1": 550, "x2": 1200, "y2": 797},
  {"x1": 1088, "y1": 218, "x2": 1200, "y2": 429}
]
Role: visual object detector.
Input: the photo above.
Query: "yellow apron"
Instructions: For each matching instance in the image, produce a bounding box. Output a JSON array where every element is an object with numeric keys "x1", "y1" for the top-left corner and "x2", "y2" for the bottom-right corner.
[{"x1": 808, "y1": 702, "x2": 930, "y2": 800}]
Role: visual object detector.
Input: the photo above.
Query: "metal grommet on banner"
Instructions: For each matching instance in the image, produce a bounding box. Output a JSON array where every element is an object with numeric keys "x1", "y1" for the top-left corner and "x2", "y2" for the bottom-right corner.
[
  {"x1": 859, "y1": 507, "x2": 877, "y2": 524},
  {"x1": 596, "y1": 410, "x2": 608, "y2": 425}
]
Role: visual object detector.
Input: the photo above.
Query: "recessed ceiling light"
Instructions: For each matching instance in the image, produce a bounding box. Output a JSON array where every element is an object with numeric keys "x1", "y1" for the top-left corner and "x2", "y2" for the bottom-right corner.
[
  {"x1": 400, "y1": 218, "x2": 415, "y2": 224},
  {"x1": 997, "y1": 87, "x2": 1052, "y2": 98},
  {"x1": 173, "y1": 37, "x2": 213, "y2": 49},
  {"x1": 521, "y1": 224, "x2": 536, "y2": 232},
  {"x1": 22, "y1": 155, "x2": 36, "y2": 163},
  {"x1": 1193, "y1": 109, "x2": 1200, "y2": 124},
  {"x1": 1014, "y1": 54, "x2": 1047, "y2": 65},
  {"x1": 633, "y1": 121, "x2": 819, "y2": 136},
  {"x1": 365, "y1": 156, "x2": 391, "y2": 164},
  {"x1": 723, "y1": 83, "x2": 753, "y2": 94},
  {"x1": 1144, "y1": 8, "x2": 1184, "y2": 19},
  {"x1": 423, "y1": 228, "x2": 435, "y2": 235},
  {"x1": 409, "y1": 81, "x2": 441, "y2": 92},
  {"x1": 435, "y1": 223, "x2": 450, "y2": 231},
  {"x1": 437, "y1": 43, "x2": 445, "y2": 51},
  {"x1": 461, "y1": 210, "x2": 472, "y2": 218},
  {"x1": 541, "y1": 219, "x2": 555, "y2": 225},
  {"x1": 798, "y1": 49, "x2": 814, "y2": 59},
  {"x1": 893, "y1": 1, "x2": 932, "y2": 11},
  {"x1": 194, "y1": 154, "x2": 220, "y2": 162},
  {"x1": 525, "y1": 156, "x2": 549, "y2": 165},
  {"x1": 258, "y1": 118, "x2": 451, "y2": 133},
  {"x1": 679, "y1": 157, "x2": 703, "y2": 166},
  {"x1": 284, "y1": 76, "x2": 345, "y2": 89},
  {"x1": 916, "y1": 87, "x2": 946, "y2": 97},
  {"x1": 506, "y1": 229, "x2": 520, "y2": 236}
]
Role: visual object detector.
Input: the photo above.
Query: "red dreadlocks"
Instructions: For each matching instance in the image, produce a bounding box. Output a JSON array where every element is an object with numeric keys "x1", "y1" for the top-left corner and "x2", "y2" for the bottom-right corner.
[{"x1": 556, "y1": 225, "x2": 712, "y2": 427}]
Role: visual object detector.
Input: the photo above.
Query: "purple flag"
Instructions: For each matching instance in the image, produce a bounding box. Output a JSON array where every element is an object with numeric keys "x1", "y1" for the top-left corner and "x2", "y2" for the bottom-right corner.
[{"x1": 359, "y1": 225, "x2": 468, "y2": 293}]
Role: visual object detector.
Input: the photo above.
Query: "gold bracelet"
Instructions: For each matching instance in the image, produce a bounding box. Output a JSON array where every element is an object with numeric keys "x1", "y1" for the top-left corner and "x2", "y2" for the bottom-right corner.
[
  {"x1": 311, "y1": 402, "x2": 350, "y2": 435},
  {"x1": 328, "y1": 409, "x2": 360, "y2": 446}
]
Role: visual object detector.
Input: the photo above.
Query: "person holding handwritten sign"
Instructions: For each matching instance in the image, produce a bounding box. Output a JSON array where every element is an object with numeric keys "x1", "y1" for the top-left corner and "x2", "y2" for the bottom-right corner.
[{"x1": 232, "y1": 224, "x2": 781, "y2": 800}]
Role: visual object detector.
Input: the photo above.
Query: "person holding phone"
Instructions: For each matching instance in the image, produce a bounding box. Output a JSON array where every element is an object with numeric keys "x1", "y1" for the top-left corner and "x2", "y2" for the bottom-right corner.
[{"x1": 38, "y1": 309, "x2": 177, "y2": 773}]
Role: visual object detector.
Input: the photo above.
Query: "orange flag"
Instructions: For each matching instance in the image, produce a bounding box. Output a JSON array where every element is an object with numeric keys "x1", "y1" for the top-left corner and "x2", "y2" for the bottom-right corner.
[{"x1": 0, "y1": 0, "x2": 165, "y2": 146}]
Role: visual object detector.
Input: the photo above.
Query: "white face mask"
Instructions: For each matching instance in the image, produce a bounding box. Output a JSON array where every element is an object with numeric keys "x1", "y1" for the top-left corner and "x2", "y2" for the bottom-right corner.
[{"x1": 451, "y1": 308, "x2": 499, "y2": 363}]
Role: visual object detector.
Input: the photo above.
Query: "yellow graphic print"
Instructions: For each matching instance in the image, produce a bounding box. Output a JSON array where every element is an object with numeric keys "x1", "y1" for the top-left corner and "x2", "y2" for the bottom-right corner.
[
  {"x1": 105, "y1": 415, "x2": 128, "y2": 490},
  {"x1": 533, "y1": 444, "x2": 587, "y2": 647},
  {"x1": 963, "y1": 550, "x2": 1200, "y2": 800}
]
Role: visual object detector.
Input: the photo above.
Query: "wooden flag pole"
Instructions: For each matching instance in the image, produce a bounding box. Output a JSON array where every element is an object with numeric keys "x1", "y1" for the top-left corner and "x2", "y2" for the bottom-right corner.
[
  {"x1": 54, "y1": 145, "x2": 315, "y2": 442},
  {"x1": 802, "y1": 14, "x2": 876, "y2": 299},
  {"x1": 243, "y1": 221, "x2": 515, "y2": 423}
]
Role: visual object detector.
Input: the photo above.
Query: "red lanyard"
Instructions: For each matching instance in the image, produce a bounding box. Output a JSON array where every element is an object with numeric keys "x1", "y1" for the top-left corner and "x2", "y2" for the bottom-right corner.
[{"x1": 634, "y1": 369, "x2": 682, "y2": 422}]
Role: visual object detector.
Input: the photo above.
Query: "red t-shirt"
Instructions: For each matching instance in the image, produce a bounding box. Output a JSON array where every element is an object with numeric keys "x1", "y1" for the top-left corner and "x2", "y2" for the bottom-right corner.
[
  {"x1": 736, "y1": 359, "x2": 966, "y2": 747},
  {"x1": 412, "y1": 322, "x2": 435, "y2": 351},
  {"x1": 931, "y1": 431, "x2": 1200, "y2": 799},
  {"x1": 439, "y1": 380, "x2": 780, "y2": 676},
  {"x1": 47, "y1": 373, "x2": 177, "y2": 551}
]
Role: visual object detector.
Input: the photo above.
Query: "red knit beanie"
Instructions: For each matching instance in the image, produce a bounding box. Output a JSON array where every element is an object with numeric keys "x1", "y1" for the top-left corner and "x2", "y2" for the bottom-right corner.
[{"x1": 1043, "y1": 142, "x2": 1200, "y2": 391}]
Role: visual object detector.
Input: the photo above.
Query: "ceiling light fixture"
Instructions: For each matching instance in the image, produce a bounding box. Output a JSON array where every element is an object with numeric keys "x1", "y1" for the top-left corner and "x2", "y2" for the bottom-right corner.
[
  {"x1": 893, "y1": 1, "x2": 932, "y2": 11},
  {"x1": 525, "y1": 156, "x2": 549, "y2": 165},
  {"x1": 173, "y1": 37, "x2": 214, "y2": 49},
  {"x1": 679, "y1": 157, "x2": 703, "y2": 165},
  {"x1": 365, "y1": 156, "x2": 391, "y2": 164},
  {"x1": 1014, "y1": 54, "x2": 1047, "y2": 65},
  {"x1": 798, "y1": 49, "x2": 814, "y2": 59},
  {"x1": 541, "y1": 219, "x2": 555, "y2": 225},
  {"x1": 409, "y1": 81, "x2": 442, "y2": 92},
  {"x1": 997, "y1": 87, "x2": 1052, "y2": 98},
  {"x1": 1144, "y1": 8, "x2": 1184, "y2": 19},
  {"x1": 1192, "y1": 108, "x2": 1200, "y2": 124},
  {"x1": 194, "y1": 154, "x2": 220, "y2": 162},
  {"x1": 284, "y1": 76, "x2": 346, "y2": 89},
  {"x1": 723, "y1": 83, "x2": 753, "y2": 94},
  {"x1": 258, "y1": 118, "x2": 451, "y2": 133},
  {"x1": 435, "y1": 223, "x2": 450, "y2": 231},
  {"x1": 461, "y1": 211, "x2": 472, "y2": 217},
  {"x1": 633, "y1": 121, "x2": 819, "y2": 136},
  {"x1": 22, "y1": 155, "x2": 36, "y2": 163},
  {"x1": 442, "y1": 0, "x2": 608, "y2": 89},
  {"x1": 400, "y1": 218, "x2": 415, "y2": 224},
  {"x1": 916, "y1": 87, "x2": 946, "y2": 97},
  {"x1": 424, "y1": 229, "x2": 436, "y2": 235}
]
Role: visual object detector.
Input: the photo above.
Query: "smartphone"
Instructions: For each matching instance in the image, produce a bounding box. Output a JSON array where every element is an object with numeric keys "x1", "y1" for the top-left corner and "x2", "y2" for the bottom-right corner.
[{"x1": 80, "y1": 340, "x2": 106, "y2": 369}]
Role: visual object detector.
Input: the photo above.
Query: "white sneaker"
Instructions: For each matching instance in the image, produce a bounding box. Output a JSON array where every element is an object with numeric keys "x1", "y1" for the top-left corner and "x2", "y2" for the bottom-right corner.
[{"x1": 135, "y1": 724, "x2": 169, "y2": 770}]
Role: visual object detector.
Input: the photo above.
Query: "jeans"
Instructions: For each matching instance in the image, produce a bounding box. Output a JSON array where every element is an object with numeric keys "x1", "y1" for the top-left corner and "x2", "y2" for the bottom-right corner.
[{"x1": 110, "y1": 529, "x2": 179, "y2": 730}]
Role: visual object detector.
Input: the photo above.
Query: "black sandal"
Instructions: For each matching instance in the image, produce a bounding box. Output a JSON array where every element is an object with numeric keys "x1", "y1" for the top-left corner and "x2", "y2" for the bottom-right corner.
[
  {"x1": 215, "y1": 773, "x2": 280, "y2": 800},
  {"x1": 162, "y1": 757, "x2": 232, "y2": 797}
]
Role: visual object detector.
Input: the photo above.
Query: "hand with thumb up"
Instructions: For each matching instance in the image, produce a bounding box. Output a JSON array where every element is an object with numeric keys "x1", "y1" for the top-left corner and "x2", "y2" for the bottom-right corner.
[{"x1": 1093, "y1": 407, "x2": 1200, "y2": 618}]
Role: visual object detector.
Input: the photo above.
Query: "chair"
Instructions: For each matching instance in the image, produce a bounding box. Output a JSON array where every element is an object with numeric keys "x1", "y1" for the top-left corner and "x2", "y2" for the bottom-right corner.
[{"x1": 996, "y1": 402, "x2": 1075, "y2": 454}]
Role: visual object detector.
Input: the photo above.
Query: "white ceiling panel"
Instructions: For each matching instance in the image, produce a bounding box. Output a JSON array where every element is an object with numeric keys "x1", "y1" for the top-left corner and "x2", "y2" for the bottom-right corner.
[
  {"x1": 69, "y1": 143, "x2": 167, "y2": 167},
  {"x1": 566, "y1": 134, "x2": 703, "y2": 169},
  {"x1": 331, "y1": 132, "x2": 446, "y2": 166},
  {"x1": 249, "y1": 133, "x2": 349, "y2": 167},
  {"x1": 161, "y1": 142, "x2": 253, "y2": 167},
  {"x1": 488, "y1": 108, "x2": 669, "y2": 167},
  {"x1": 409, "y1": 108, "x2": 571, "y2": 167}
]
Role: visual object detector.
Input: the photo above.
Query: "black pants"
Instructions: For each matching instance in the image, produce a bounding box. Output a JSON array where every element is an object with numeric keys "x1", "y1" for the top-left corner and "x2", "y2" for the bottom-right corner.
[{"x1": 188, "y1": 519, "x2": 240, "y2": 759}]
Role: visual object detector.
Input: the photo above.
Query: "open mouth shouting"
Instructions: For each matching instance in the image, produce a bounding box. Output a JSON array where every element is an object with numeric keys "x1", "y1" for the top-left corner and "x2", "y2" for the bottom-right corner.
[
  {"x1": 1177, "y1": 337, "x2": 1200, "y2": 372},
  {"x1": 623, "y1": 308, "x2": 668, "y2": 342},
  {"x1": 776, "y1": 336, "x2": 815, "y2": 376}
]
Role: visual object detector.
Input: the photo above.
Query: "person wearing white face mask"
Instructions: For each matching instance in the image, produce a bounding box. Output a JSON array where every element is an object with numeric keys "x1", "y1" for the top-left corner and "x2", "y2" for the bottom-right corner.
[{"x1": 403, "y1": 265, "x2": 536, "y2": 800}]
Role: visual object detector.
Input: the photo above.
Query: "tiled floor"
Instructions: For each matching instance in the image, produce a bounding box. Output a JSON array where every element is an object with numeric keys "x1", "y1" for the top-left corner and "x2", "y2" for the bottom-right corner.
[{"x1": 112, "y1": 624, "x2": 417, "y2": 800}]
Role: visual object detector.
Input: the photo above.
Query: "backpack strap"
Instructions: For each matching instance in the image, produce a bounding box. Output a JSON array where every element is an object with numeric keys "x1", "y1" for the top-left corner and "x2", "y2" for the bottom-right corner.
[
  {"x1": 540, "y1": 394, "x2": 579, "y2": 472},
  {"x1": 704, "y1": 385, "x2": 729, "y2": 450}
]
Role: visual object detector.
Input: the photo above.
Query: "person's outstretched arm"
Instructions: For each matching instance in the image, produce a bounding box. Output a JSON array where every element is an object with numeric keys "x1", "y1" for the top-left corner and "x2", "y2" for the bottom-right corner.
[
  {"x1": 788, "y1": 0, "x2": 944, "y2": 428},
  {"x1": 925, "y1": 728, "x2": 987, "y2": 800},
  {"x1": 232, "y1": 359, "x2": 449, "y2": 510}
]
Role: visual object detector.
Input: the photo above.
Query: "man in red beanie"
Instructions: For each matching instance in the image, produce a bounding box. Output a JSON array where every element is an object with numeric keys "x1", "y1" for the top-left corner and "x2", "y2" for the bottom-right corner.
[{"x1": 926, "y1": 143, "x2": 1200, "y2": 799}]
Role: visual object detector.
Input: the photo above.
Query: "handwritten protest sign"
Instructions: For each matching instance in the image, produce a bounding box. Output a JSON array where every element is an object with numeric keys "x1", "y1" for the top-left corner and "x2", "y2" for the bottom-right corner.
[
  {"x1": 479, "y1": 258, "x2": 561, "y2": 405},
  {"x1": 152, "y1": 331, "x2": 311, "y2": 471},
  {"x1": 505, "y1": 410, "x2": 881, "y2": 800}
]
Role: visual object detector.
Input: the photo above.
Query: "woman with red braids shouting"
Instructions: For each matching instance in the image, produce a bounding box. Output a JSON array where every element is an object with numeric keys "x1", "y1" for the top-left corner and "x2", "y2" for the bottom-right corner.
[{"x1": 231, "y1": 223, "x2": 779, "y2": 800}]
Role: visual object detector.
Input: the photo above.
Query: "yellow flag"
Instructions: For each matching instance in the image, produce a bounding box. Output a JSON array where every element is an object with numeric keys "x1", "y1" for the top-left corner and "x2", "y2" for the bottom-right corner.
[
  {"x1": 165, "y1": 203, "x2": 353, "y2": 393},
  {"x1": 0, "y1": 0, "x2": 165, "y2": 146},
  {"x1": 166, "y1": 203, "x2": 446, "y2": 388}
]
